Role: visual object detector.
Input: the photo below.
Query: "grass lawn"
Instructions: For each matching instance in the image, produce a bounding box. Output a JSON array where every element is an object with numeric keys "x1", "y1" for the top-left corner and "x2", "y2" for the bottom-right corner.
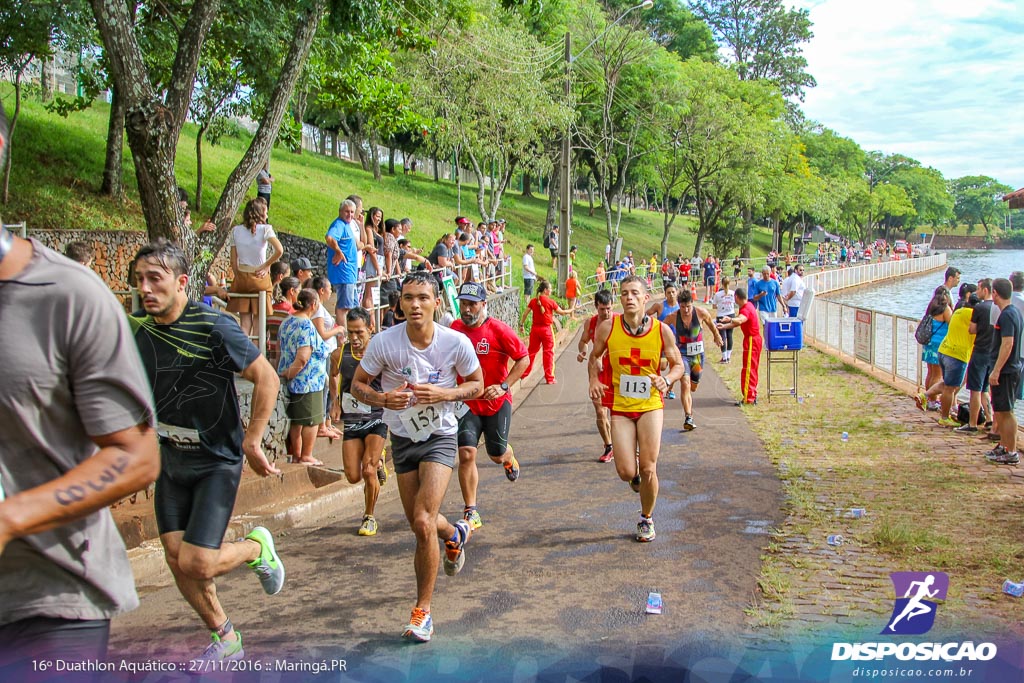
[{"x1": 1, "y1": 86, "x2": 774, "y2": 289}]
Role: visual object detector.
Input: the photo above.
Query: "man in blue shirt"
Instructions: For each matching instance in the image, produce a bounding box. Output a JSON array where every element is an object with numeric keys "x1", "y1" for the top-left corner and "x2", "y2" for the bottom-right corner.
[
  {"x1": 326, "y1": 199, "x2": 361, "y2": 323},
  {"x1": 750, "y1": 266, "x2": 787, "y2": 326}
]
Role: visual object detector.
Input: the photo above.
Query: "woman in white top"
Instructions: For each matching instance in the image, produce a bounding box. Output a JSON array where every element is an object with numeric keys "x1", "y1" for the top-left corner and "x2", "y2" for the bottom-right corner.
[
  {"x1": 227, "y1": 197, "x2": 284, "y2": 335},
  {"x1": 310, "y1": 276, "x2": 346, "y2": 439},
  {"x1": 712, "y1": 276, "x2": 737, "y2": 363}
]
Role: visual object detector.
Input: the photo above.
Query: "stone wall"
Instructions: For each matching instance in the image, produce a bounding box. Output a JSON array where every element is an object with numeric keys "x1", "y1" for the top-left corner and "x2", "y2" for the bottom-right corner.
[
  {"x1": 278, "y1": 232, "x2": 328, "y2": 274},
  {"x1": 236, "y1": 379, "x2": 290, "y2": 462},
  {"x1": 486, "y1": 287, "x2": 521, "y2": 329}
]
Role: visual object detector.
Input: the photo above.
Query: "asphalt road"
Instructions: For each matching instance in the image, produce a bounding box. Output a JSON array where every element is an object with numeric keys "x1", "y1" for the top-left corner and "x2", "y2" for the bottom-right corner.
[{"x1": 109, "y1": 327, "x2": 783, "y2": 681}]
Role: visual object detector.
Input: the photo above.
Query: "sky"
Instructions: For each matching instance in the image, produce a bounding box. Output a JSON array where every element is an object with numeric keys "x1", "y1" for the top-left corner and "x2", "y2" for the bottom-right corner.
[{"x1": 789, "y1": 0, "x2": 1024, "y2": 191}]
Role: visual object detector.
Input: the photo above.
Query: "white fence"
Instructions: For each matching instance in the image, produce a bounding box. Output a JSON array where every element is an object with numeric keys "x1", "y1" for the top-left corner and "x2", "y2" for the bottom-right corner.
[{"x1": 803, "y1": 253, "x2": 947, "y2": 390}]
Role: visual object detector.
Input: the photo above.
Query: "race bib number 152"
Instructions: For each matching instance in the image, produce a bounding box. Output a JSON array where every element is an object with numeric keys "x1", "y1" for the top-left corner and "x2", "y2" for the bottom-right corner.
[{"x1": 400, "y1": 404, "x2": 444, "y2": 442}]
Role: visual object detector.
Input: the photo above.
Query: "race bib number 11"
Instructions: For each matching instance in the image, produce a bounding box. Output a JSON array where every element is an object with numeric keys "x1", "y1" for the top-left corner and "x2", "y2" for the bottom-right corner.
[
  {"x1": 619, "y1": 375, "x2": 652, "y2": 399},
  {"x1": 400, "y1": 403, "x2": 444, "y2": 442}
]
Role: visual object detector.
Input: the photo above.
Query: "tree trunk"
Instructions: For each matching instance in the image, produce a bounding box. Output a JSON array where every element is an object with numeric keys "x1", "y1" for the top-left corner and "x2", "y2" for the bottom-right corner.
[
  {"x1": 292, "y1": 89, "x2": 308, "y2": 154},
  {"x1": 468, "y1": 150, "x2": 487, "y2": 221},
  {"x1": 370, "y1": 135, "x2": 382, "y2": 181},
  {"x1": 522, "y1": 172, "x2": 533, "y2": 198},
  {"x1": 195, "y1": 124, "x2": 208, "y2": 212},
  {"x1": 741, "y1": 205, "x2": 752, "y2": 258},
  {"x1": 100, "y1": 84, "x2": 126, "y2": 198},
  {"x1": 388, "y1": 146, "x2": 395, "y2": 175},
  {"x1": 331, "y1": 132, "x2": 339, "y2": 158},
  {"x1": 40, "y1": 54, "x2": 53, "y2": 101},
  {"x1": 2, "y1": 73, "x2": 25, "y2": 205},
  {"x1": 587, "y1": 174, "x2": 596, "y2": 216},
  {"x1": 544, "y1": 167, "x2": 559, "y2": 231},
  {"x1": 433, "y1": 154, "x2": 440, "y2": 182}
]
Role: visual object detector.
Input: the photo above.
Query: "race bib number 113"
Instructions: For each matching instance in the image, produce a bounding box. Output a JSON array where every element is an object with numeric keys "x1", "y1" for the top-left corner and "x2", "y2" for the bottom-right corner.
[{"x1": 619, "y1": 375, "x2": 652, "y2": 399}]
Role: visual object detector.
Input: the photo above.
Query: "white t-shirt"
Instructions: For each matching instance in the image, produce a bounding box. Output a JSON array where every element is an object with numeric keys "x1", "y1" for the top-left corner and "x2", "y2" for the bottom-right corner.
[
  {"x1": 522, "y1": 253, "x2": 536, "y2": 280},
  {"x1": 358, "y1": 323, "x2": 480, "y2": 439},
  {"x1": 781, "y1": 273, "x2": 806, "y2": 310},
  {"x1": 312, "y1": 304, "x2": 338, "y2": 353},
  {"x1": 712, "y1": 290, "x2": 736, "y2": 317},
  {"x1": 230, "y1": 223, "x2": 277, "y2": 268}
]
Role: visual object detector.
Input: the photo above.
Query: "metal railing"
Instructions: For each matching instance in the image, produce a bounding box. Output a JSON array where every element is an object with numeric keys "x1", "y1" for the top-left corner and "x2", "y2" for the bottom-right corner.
[{"x1": 803, "y1": 253, "x2": 947, "y2": 295}]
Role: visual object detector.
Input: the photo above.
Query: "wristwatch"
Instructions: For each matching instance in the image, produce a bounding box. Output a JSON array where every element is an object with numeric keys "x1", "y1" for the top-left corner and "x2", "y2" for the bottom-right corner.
[{"x1": 500, "y1": 382, "x2": 509, "y2": 393}]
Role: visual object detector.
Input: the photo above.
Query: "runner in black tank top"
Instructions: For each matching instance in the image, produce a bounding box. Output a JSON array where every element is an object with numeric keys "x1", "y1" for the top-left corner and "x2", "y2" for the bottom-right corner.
[{"x1": 671, "y1": 289, "x2": 724, "y2": 431}]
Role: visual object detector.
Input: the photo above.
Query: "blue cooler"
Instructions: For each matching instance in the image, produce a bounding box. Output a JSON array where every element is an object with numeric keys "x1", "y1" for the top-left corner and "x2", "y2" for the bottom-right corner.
[{"x1": 766, "y1": 317, "x2": 803, "y2": 351}]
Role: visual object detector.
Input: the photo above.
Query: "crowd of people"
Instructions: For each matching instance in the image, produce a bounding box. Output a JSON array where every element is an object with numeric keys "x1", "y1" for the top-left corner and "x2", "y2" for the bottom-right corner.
[{"x1": 916, "y1": 267, "x2": 1024, "y2": 465}]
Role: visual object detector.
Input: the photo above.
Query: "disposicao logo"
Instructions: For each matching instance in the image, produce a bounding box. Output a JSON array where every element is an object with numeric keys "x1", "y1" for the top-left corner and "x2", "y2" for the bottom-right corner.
[
  {"x1": 883, "y1": 571, "x2": 948, "y2": 635},
  {"x1": 831, "y1": 572, "x2": 997, "y2": 663}
]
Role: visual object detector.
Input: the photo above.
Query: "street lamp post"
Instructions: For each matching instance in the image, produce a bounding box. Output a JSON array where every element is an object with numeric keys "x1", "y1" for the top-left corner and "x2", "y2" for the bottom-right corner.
[{"x1": 557, "y1": 0, "x2": 653, "y2": 297}]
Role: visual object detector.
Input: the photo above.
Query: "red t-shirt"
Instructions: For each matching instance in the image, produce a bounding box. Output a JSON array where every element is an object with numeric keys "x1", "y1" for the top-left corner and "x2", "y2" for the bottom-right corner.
[
  {"x1": 680, "y1": 263, "x2": 692, "y2": 277},
  {"x1": 528, "y1": 295, "x2": 558, "y2": 328},
  {"x1": 738, "y1": 301, "x2": 762, "y2": 338},
  {"x1": 451, "y1": 317, "x2": 528, "y2": 416},
  {"x1": 272, "y1": 301, "x2": 295, "y2": 314},
  {"x1": 566, "y1": 278, "x2": 579, "y2": 299},
  {"x1": 588, "y1": 313, "x2": 616, "y2": 405}
]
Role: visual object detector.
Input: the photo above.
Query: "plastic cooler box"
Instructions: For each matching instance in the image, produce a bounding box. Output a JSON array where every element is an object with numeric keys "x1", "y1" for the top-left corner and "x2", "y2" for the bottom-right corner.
[{"x1": 765, "y1": 317, "x2": 803, "y2": 351}]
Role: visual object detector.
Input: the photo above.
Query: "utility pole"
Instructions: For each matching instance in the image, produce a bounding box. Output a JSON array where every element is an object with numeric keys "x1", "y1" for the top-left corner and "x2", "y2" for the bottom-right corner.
[{"x1": 558, "y1": 32, "x2": 571, "y2": 297}]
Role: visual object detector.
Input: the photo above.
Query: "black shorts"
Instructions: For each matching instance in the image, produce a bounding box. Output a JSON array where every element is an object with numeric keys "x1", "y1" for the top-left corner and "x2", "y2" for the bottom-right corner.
[
  {"x1": 457, "y1": 401, "x2": 513, "y2": 457},
  {"x1": 390, "y1": 432, "x2": 457, "y2": 475},
  {"x1": 154, "y1": 450, "x2": 243, "y2": 549},
  {"x1": 343, "y1": 419, "x2": 388, "y2": 441},
  {"x1": 991, "y1": 372, "x2": 1022, "y2": 414},
  {"x1": 965, "y1": 356, "x2": 993, "y2": 393}
]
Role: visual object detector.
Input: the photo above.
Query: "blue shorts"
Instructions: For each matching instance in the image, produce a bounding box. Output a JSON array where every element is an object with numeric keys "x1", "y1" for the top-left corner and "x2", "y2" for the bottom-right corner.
[
  {"x1": 335, "y1": 283, "x2": 358, "y2": 309},
  {"x1": 939, "y1": 353, "x2": 967, "y2": 388},
  {"x1": 965, "y1": 356, "x2": 993, "y2": 392}
]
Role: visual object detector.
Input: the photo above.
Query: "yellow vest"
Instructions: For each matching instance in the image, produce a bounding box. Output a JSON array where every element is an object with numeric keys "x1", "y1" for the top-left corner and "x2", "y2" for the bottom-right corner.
[
  {"x1": 937, "y1": 307, "x2": 975, "y2": 363},
  {"x1": 608, "y1": 316, "x2": 665, "y2": 413}
]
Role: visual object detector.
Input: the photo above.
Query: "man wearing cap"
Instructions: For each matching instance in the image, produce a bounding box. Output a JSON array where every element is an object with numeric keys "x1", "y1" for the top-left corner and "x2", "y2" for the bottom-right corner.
[
  {"x1": 290, "y1": 257, "x2": 313, "y2": 286},
  {"x1": 450, "y1": 282, "x2": 529, "y2": 529}
]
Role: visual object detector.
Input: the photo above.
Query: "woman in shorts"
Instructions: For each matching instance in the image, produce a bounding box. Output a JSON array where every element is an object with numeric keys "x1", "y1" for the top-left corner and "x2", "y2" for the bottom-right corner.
[
  {"x1": 917, "y1": 286, "x2": 952, "y2": 411},
  {"x1": 227, "y1": 197, "x2": 283, "y2": 335},
  {"x1": 278, "y1": 288, "x2": 329, "y2": 465}
]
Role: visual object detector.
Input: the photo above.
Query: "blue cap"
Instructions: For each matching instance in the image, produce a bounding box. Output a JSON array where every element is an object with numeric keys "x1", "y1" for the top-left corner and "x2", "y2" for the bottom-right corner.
[{"x1": 457, "y1": 282, "x2": 487, "y2": 302}]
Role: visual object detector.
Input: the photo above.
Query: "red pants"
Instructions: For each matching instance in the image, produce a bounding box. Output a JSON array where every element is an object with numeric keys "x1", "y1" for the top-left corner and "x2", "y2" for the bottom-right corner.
[
  {"x1": 526, "y1": 325, "x2": 555, "y2": 382},
  {"x1": 741, "y1": 333, "x2": 762, "y2": 403}
]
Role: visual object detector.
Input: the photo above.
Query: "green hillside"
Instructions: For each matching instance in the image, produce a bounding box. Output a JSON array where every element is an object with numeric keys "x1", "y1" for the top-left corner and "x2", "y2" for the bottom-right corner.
[{"x1": 1, "y1": 88, "x2": 773, "y2": 285}]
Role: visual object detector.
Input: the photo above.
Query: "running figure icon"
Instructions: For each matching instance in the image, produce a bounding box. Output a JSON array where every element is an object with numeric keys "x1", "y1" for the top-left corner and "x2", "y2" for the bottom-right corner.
[{"x1": 885, "y1": 574, "x2": 939, "y2": 633}]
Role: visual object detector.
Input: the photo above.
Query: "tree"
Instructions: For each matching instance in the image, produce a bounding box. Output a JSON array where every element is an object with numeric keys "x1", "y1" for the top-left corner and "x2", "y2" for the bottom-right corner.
[
  {"x1": 688, "y1": 0, "x2": 815, "y2": 100},
  {"x1": 89, "y1": 0, "x2": 329, "y2": 290},
  {"x1": 890, "y1": 165, "x2": 953, "y2": 233},
  {"x1": 950, "y1": 175, "x2": 1013, "y2": 235}
]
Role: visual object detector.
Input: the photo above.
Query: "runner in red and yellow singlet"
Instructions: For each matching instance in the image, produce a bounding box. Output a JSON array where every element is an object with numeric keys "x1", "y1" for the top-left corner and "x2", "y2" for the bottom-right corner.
[{"x1": 588, "y1": 276, "x2": 684, "y2": 542}]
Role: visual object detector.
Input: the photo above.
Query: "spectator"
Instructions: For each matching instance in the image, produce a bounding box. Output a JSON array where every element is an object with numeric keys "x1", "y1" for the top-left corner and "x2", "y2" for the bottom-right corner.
[
  {"x1": 565, "y1": 269, "x2": 580, "y2": 319},
  {"x1": 360, "y1": 207, "x2": 384, "y2": 316},
  {"x1": 522, "y1": 244, "x2": 538, "y2": 296},
  {"x1": 227, "y1": 197, "x2": 284, "y2": 336},
  {"x1": 519, "y1": 280, "x2": 573, "y2": 385},
  {"x1": 309, "y1": 277, "x2": 345, "y2": 440},
  {"x1": 916, "y1": 286, "x2": 953, "y2": 410},
  {"x1": 277, "y1": 289, "x2": 329, "y2": 466},
  {"x1": 325, "y1": 199, "x2": 361, "y2": 325},
  {"x1": 548, "y1": 226, "x2": 559, "y2": 269},
  {"x1": 941, "y1": 267, "x2": 961, "y2": 296},
  {"x1": 596, "y1": 261, "x2": 607, "y2": 290},
  {"x1": 256, "y1": 162, "x2": 273, "y2": 209},
  {"x1": 921, "y1": 294, "x2": 977, "y2": 425},
  {"x1": 274, "y1": 276, "x2": 301, "y2": 314},
  {"x1": 985, "y1": 278, "x2": 1023, "y2": 465},
  {"x1": 290, "y1": 257, "x2": 313, "y2": 284},
  {"x1": 781, "y1": 263, "x2": 807, "y2": 317},
  {"x1": 270, "y1": 260, "x2": 290, "y2": 304},
  {"x1": 63, "y1": 240, "x2": 93, "y2": 267},
  {"x1": 957, "y1": 279, "x2": 996, "y2": 434}
]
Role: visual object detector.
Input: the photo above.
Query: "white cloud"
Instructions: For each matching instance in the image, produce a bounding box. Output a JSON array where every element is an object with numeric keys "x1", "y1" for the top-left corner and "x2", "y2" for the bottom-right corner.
[{"x1": 791, "y1": 0, "x2": 1024, "y2": 188}]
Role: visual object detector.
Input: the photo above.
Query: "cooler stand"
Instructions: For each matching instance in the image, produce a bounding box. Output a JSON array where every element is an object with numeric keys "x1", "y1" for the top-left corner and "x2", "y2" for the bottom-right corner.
[{"x1": 766, "y1": 349, "x2": 799, "y2": 402}]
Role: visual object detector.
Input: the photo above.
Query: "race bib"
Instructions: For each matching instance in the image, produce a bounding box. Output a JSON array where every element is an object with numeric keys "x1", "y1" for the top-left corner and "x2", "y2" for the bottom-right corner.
[
  {"x1": 341, "y1": 392, "x2": 372, "y2": 415},
  {"x1": 157, "y1": 422, "x2": 202, "y2": 450},
  {"x1": 619, "y1": 375, "x2": 652, "y2": 399},
  {"x1": 453, "y1": 401, "x2": 470, "y2": 418},
  {"x1": 686, "y1": 340, "x2": 704, "y2": 356},
  {"x1": 399, "y1": 403, "x2": 444, "y2": 442}
]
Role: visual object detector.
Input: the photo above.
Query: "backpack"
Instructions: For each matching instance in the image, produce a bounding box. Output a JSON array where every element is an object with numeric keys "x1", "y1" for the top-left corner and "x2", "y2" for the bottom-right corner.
[
  {"x1": 956, "y1": 403, "x2": 986, "y2": 426},
  {"x1": 914, "y1": 313, "x2": 934, "y2": 346},
  {"x1": 543, "y1": 230, "x2": 551, "y2": 249}
]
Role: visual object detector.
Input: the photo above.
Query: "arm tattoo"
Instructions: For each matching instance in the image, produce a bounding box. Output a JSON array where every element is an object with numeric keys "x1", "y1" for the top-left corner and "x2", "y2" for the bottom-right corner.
[{"x1": 54, "y1": 455, "x2": 130, "y2": 506}]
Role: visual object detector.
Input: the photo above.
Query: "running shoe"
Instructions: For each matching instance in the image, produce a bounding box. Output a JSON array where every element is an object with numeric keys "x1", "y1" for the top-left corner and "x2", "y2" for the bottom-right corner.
[
  {"x1": 683, "y1": 415, "x2": 696, "y2": 431},
  {"x1": 463, "y1": 508, "x2": 483, "y2": 530},
  {"x1": 986, "y1": 446, "x2": 1019, "y2": 465},
  {"x1": 193, "y1": 632, "x2": 244, "y2": 664},
  {"x1": 666, "y1": 390, "x2": 676, "y2": 400},
  {"x1": 503, "y1": 447, "x2": 520, "y2": 482},
  {"x1": 377, "y1": 447, "x2": 388, "y2": 486},
  {"x1": 937, "y1": 417, "x2": 959, "y2": 428},
  {"x1": 954, "y1": 424, "x2": 979, "y2": 434},
  {"x1": 598, "y1": 446, "x2": 614, "y2": 463},
  {"x1": 636, "y1": 517, "x2": 656, "y2": 542},
  {"x1": 629, "y1": 473, "x2": 642, "y2": 493},
  {"x1": 914, "y1": 392, "x2": 926, "y2": 410},
  {"x1": 926, "y1": 400, "x2": 940, "y2": 411},
  {"x1": 245, "y1": 526, "x2": 285, "y2": 595},
  {"x1": 402, "y1": 607, "x2": 433, "y2": 643},
  {"x1": 358, "y1": 515, "x2": 378, "y2": 536},
  {"x1": 443, "y1": 520, "x2": 471, "y2": 576}
]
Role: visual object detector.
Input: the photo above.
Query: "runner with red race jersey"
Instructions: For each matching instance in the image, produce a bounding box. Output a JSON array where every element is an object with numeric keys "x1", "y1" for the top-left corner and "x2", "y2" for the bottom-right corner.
[
  {"x1": 578, "y1": 288, "x2": 617, "y2": 462},
  {"x1": 450, "y1": 283, "x2": 530, "y2": 529}
]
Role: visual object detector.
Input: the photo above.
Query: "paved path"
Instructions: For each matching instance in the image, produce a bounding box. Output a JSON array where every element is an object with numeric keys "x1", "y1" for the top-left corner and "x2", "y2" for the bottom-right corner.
[{"x1": 110, "y1": 328, "x2": 783, "y2": 679}]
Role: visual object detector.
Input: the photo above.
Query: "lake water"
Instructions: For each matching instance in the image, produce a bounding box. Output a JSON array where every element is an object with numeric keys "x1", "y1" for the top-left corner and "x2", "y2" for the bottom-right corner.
[{"x1": 827, "y1": 250, "x2": 1024, "y2": 317}]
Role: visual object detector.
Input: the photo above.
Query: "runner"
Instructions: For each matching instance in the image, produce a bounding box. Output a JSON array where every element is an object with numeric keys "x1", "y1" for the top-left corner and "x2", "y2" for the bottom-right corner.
[
  {"x1": 329, "y1": 307, "x2": 389, "y2": 537},
  {"x1": 130, "y1": 239, "x2": 286, "y2": 663},
  {"x1": 588, "y1": 276, "x2": 685, "y2": 542},
  {"x1": 717, "y1": 288, "x2": 762, "y2": 405},
  {"x1": 351, "y1": 271, "x2": 485, "y2": 642},
  {"x1": 578, "y1": 289, "x2": 617, "y2": 463},
  {"x1": 450, "y1": 282, "x2": 529, "y2": 529},
  {"x1": 671, "y1": 288, "x2": 725, "y2": 430},
  {"x1": 712, "y1": 277, "x2": 736, "y2": 363},
  {"x1": 647, "y1": 283, "x2": 681, "y2": 400}
]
